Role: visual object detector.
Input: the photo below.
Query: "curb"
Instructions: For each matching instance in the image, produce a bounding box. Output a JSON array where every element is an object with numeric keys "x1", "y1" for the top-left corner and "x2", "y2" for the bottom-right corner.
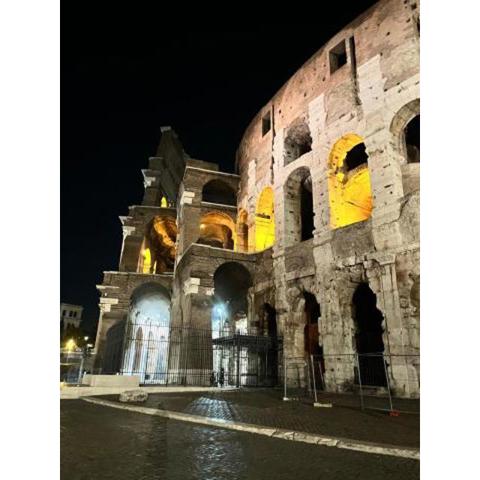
[{"x1": 82, "y1": 397, "x2": 419, "y2": 460}]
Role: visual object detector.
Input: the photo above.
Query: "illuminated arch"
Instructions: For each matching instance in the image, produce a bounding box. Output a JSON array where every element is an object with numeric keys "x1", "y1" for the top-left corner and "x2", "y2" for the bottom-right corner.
[
  {"x1": 138, "y1": 216, "x2": 177, "y2": 274},
  {"x1": 198, "y1": 211, "x2": 236, "y2": 250},
  {"x1": 328, "y1": 134, "x2": 372, "y2": 229},
  {"x1": 255, "y1": 187, "x2": 275, "y2": 251}
]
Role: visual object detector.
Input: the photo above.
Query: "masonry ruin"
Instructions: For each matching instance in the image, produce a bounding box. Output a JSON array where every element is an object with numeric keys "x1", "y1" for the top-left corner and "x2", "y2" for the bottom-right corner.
[{"x1": 95, "y1": 0, "x2": 420, "y2": 398}]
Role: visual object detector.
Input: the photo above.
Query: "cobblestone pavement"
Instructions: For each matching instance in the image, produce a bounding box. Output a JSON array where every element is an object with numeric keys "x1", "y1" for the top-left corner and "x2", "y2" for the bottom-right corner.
[
  {"x1": 61, "y1": 400, "x2": 419, "y2": 480},
  {"x1": 99, "y1": 388, "x2": 419, "y2": 448}
]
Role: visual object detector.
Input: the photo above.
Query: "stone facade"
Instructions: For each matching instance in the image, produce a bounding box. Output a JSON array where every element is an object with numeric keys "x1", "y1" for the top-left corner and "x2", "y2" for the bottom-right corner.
[{"x1": 95, "y1": 0, "x2": 420, "y2": 397}]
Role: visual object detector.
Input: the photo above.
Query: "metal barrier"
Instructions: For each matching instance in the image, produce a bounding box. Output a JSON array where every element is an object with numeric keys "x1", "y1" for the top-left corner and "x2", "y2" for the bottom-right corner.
[
  {"x1": 284, "y1": 353, "x2": 420, "y2": 413},
  {"x1": 101, "y1": 320, "x2": 283, "y2": 388},
  {"x1": 60, "y1": 349, "x2": 82, "y2": 384}
]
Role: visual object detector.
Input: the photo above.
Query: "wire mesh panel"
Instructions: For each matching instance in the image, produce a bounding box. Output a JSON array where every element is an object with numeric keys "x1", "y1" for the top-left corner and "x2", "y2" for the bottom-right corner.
[{"x1": 307, "y1": 353, "x2": 420, "y2": 413}]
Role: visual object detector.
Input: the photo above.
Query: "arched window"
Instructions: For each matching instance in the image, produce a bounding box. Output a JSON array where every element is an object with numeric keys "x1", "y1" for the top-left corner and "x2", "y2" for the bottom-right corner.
[
  {"x1": 197, "y1": 212, "x2": 236, "y2": 250},
  {"x1": 328, "y1": 134, "x2": 372, "y2": 229},
  {"x1": 255, "y1": 187, "x2": 275, "y2": 251},
  {"x1": 284, "y1": 118, "x2": 312, "y2": 166},
  {"x1": 284, "y1": 167, "x2": 314, "y2": 245},
  {"x1": 202, "y1": 180, "x2": 236, "y2": 206}
]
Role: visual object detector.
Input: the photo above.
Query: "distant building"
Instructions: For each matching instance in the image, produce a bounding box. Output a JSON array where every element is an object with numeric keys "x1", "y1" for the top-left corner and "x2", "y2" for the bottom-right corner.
[{"x1": 61, "y1": 303, "x2": 83, "y2": 331}]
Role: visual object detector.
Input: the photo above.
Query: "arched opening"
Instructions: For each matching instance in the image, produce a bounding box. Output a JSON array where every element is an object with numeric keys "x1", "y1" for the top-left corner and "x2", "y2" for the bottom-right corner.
[
  {"x1": 212, "y1": 262, "x2": 253, "y2": 386},
  {"x1": 284, "y1": 118, "x2": 312, "y2": 166},
  {"x1": 255, "y1": 187, "x2": 275, "y2": 251},
  {"x1": 284, "y1": 167, "x2": 314, "y2": 245},
  {"x1": 139, "y1": 216, "x2": 177, "y2": 274},
  {"x1": 352, "y1": 283, "x2": 387, "y2": 387},
  {"x1": 236, "y1": 209, "x2": 249, "y2": 252},
  {"x1": 328, "y1": 134, "x2": 372, "y2": 229},
  {"x1": 202, "y1": 179, "x2": 236, "y2": 206},
  {"x1": 404, "y1": 114, "x2": 420, "y2": 163},
  {"x1": 303, "y1": 291, "x2": 322, "y2": 357},
  {"x1": 122, "y1": 283, "x2": 171, "y2": 384},
  {"x1": 197, "y1": 211, "x2": 235, "y2": 250},
  {"x1": 302, "y1": 291, "x2": 324, "y2": 389}
]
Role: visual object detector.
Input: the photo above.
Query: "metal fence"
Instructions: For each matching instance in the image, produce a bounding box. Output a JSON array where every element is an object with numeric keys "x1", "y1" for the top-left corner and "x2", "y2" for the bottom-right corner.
[
  {"x1": 102, "y1": 320, "x2": 283, "y2": 388},
  {"x1": 60, "y1": 350, "x2": 82, "y2": 384},
  {"x1": 284, "y1": 353, "x2": 420, "y2": 413}
]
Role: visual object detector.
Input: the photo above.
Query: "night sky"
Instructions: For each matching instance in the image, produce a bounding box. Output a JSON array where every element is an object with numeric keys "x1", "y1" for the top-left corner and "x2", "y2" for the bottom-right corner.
[{"x1": 61, "y1": 3, "x2": 378, "y2": 337}]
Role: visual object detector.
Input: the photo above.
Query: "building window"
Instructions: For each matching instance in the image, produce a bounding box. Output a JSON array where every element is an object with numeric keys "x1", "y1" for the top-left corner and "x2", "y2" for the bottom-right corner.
[
  {"x1": 262, "y1": 112, "x2": 271, "y2": 136},
  {"x1": 69, "y1": 311, "x2": 73, "y2": 317},
  {"x1": 329, "y1": 40, "x2": 347, "y2": 74},
  {"x1": 62, "y1": 310, "x2": 66, "y2": 317}
]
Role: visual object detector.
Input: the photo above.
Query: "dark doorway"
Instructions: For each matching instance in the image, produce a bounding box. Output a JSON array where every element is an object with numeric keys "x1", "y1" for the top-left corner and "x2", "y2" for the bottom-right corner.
[
  {"x1": 352, "y1": 283, "x2": 387, "y2": 386},
  {"x1": 303, "y1": 292, "x2": 322, "y2": 356}
]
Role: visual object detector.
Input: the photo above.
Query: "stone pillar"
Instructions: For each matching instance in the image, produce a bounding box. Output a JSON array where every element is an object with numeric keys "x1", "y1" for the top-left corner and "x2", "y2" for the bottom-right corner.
[{"x1": 119, "y1": 235, "x2": 143, "y2": 272}]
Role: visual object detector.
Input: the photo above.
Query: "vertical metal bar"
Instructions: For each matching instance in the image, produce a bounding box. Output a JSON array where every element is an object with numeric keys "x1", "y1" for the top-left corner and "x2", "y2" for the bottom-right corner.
[
  {"x1": 310, "y1": 354, "x2": 318, "y2": 404},
  {"x1": 355, "y1": 353, "x2": 365, "y2": 410},
  {"x1": 383, "y1": 355, "x2": 394, "y2": 412},
  {"x1": 283, "y1": 354, "x2": 287, "y2": 400},
  {"x1": 317, "y1": 359, "x2": 325, "y2": 391}
]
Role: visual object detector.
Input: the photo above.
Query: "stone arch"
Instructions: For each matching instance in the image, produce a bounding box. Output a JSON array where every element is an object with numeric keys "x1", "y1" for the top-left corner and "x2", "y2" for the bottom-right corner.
[
  {"x1": 328, "y1": 133, "x2": 373, "y2": 229},
  {"x1": 213, "y1": 262, "x2": 253, "y2": 330},
  {"x1": 284, "y1": 166, "x2": 315, "y2": 246},
  {"x1": 284, "y1": 117, "x2": 312, "y2": 166},
  {"x1": 198, "y1": 211, "x2": 236, "y2": 250},
  {"x1": 351, "y1": 282, "x2": 387, "y2": 386},
  {"x1": 255, "y1": 187, "x2": 275, "y2": 251},
  {"x1": 390, "y1": 99, "x2": 420, "y2": 162},
  {"x1": 138, "y1": 216, "x2": 177, "y2": 274},
  {"x1": 390, "y1": 99, "x2": 420, "y2": 196},
  {"x1": 202, "y1": 179, "x2": 236, "y2": 206}
]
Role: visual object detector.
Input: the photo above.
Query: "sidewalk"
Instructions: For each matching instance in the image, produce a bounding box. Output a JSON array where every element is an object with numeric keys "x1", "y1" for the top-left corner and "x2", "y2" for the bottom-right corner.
[{"x1": 95, "y1": 388, "x2": 419, "y2": 449}]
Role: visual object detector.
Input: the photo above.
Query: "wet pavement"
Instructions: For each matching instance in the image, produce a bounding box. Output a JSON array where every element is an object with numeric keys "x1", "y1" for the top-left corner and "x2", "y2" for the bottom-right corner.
[
  {"x1": 98, "y1": 388, "x2": 420, "y2": 448},
  {"x1": 61, "y1": 400, "x2": 419, "y2": 480}
]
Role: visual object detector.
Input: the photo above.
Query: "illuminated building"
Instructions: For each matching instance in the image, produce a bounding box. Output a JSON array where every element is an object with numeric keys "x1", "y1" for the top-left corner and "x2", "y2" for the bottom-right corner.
[{"x1": 95, "y1": 0, "x2": 420, "y2": 397}]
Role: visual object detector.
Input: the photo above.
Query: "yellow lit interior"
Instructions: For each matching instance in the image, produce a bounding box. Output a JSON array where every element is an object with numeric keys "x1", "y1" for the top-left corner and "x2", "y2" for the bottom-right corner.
[
  {"x1": 142, "y1": 248, "x2": 152, "y2": 273},
  {"x1": 255, "y1": 187, "x2": 275, "y2": 251},
  {"x1": 160, "y1": 196, "x2": 168, "y2": 208},
  {"x1": 328, "y1": 134, "x2": 373, "y2": 229},
  {"x1": 199, "y1": 212, "x2": 236, "y2": 249}
]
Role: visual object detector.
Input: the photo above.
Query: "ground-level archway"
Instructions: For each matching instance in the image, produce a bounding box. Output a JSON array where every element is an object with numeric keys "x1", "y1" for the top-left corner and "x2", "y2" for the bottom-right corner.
[
  {"x1": 352, "y1": 283, "x2": 387, "y2": 387},
  {"x1": 122, "y1": 282, "x2": 171, "y2": 384}
]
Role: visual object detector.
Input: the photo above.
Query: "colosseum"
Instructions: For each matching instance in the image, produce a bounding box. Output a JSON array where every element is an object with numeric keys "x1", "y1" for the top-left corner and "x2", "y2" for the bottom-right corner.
[{"x1": 94, "y1": 0, "x2": 420, "y2": 399}]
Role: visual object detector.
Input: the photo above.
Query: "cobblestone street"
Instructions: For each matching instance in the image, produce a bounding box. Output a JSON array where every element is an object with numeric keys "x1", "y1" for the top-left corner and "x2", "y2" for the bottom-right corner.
[
  {"x1": 61, "y1": 400, "x2": 419, "y2": 480},
  {"x1": 98, "y1": 388, "x2": 419, "y2": 448}
]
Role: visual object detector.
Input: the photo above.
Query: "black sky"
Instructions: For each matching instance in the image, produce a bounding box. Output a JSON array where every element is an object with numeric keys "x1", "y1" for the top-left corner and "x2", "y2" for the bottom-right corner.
[{"x1": 61, "y1": 3, "x2": 378, "y2": 336}]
